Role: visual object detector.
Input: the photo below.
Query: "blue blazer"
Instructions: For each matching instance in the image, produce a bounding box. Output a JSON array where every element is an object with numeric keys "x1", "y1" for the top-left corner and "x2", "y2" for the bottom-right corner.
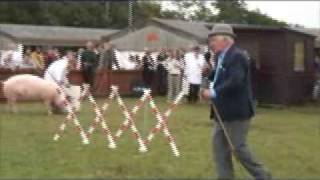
[{"x1": 209, "y1": 45, "x2": 255, "y2": 122}]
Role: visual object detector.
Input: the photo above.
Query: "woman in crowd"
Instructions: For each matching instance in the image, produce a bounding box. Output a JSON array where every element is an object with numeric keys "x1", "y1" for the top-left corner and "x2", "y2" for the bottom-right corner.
[
  {"x1": 31, "y1": 47, "x2": 45, "y2": 69},
  {"x1": 23, "y1": 48, "x2": 36, "y2": 68},
  {"x1": 165, "y1": 49, "x2": 183, "y2": 102}
]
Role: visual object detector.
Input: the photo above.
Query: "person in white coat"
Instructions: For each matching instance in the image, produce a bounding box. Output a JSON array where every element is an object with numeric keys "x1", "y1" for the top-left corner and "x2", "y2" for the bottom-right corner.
[
  {"x1": 0, "y1": 44, "x2": 23, "y2": 69},
  {"x1": 184, "y1": 46, "x2": 205, "y2": 103},
  {"x1": 44, "y1": 52, "x2": 71, "y2": 86},
  {"x1": 44, "y1": 51, "x2": 81, "y2": 112}
]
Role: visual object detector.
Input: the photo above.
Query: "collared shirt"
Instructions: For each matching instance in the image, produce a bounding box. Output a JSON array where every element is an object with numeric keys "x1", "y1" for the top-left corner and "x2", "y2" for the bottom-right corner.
[{"x1": 210, "y1": 45, "x2": 232, "y2": 98}]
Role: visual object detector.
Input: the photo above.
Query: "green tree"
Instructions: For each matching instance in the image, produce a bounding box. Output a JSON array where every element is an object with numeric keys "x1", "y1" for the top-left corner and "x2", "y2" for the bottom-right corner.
[
  {"x1": 0, "y1": 1, "x2": 287, "y2": 28},
  {"x1": 160, "y1": 10, "x2": 185, "y2": 20},
  {"x1": 244, "y1": 9, "x2": 287, "y2": 26},
  {"x1": 0, "y1": 1, "x2": 162, "y2": 28},
  {"x1": 213, "y1": 0, "x2": 247, "y2": 24},
  {"x1": 213, "y1": 0, "x2": 286, "y2": 26}
]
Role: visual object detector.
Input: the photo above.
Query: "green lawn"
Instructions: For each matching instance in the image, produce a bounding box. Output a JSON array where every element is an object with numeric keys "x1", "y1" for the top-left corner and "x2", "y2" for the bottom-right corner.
[{"x1": 0, "y1": 97, "x2": 319, "y2": 179}]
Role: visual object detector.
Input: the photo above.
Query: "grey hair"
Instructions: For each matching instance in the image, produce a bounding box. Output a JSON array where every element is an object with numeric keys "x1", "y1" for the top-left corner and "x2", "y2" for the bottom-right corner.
[{"x1": 215, "y1": 35, "x2": 234, "y2": 44}]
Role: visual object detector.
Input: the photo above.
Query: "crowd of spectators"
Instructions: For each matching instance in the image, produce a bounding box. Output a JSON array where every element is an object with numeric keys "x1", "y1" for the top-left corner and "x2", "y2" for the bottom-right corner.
[
  {"x1": 0, "y1": 41, "x2": 213, "y2": 103},
  {"x1": 0, "y1": 44, "x2": 60, "y2": 70}
]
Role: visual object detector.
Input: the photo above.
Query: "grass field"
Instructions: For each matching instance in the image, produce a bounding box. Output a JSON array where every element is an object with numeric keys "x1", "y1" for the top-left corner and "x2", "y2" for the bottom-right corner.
[{"x1": 0, "y1": 97, "x2": 319, "y2": 179}]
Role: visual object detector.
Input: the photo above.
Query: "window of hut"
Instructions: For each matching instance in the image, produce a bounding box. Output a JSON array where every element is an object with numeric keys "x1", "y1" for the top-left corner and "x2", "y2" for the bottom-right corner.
[{"x1": 293, "y1": 41, "x2": 305, "y2": 72}]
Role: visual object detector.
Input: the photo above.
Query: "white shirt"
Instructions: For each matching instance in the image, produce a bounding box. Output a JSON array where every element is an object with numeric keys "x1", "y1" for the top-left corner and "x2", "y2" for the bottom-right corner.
[
  {"x1": 44, "y1": 57, "x2": 69, "y2": 86},
  {"x1": 117, "y1": 51, "x2": 137, "y2": 70},
  {"x1": 184, "y1": 52, "x2": 205, "y2": 84},
  {"x1": 0, "y1": 50, "x2": 11, "y2": 66},
  {"x1": 0, "y1": 50, "x2": 23, "y2": 67},
  {"x1": 165, "y1": 58, "x2": 182, "y2": 75},
  {"x1": 11, "y1": 51, "x2": 23, "y2": 67}
]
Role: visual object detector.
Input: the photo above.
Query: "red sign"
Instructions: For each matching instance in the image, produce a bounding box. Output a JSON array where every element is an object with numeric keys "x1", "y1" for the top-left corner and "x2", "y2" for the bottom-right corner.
[{"x1": 146, "y1": 32, "x2": 159, "y2": 42}]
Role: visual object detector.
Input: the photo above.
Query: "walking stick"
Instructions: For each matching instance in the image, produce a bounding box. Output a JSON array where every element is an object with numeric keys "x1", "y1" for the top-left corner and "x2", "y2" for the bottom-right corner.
[
  {"x1": 211, "y1": 102, "x2": 236, "y2": 154},
  {"x1": 211, "y1": 101, "x2": 248, "y2": 177}
]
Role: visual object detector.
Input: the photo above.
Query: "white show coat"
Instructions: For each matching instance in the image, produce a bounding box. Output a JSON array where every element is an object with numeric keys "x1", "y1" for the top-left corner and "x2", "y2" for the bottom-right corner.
[
  {"x1": 44, "y1": 56, "x2": 82, "y2": 112},
  {"x1": 44, "y1": 57, "x2": 69, "y2": 86},
  {"x1": 184, "y1": 52, "x2": 205, "y2": 85}
]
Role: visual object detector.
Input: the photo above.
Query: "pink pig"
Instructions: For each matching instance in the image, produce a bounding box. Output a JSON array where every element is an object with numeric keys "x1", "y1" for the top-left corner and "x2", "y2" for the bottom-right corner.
[{"x1": 2, "y1": 74, "x2": 66, "y2": 114}]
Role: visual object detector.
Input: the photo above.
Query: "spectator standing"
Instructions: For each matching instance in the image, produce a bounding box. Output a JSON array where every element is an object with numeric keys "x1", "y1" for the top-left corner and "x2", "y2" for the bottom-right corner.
[
  {"x1": 0, "y1": 43, "x2": 23, "y2": 69},
  {"x1": 128, "y1": 54, "x2": 139, "y2": 70},
  {"x1": 134, "y1": 55, "x2": 142, "y2": 69},
  {"x1": 142, "y1": 49, "x2": 156, "y2": 88},
  {"x1": 178, "y1": 48, "x2": 188, "y2": 95},
  {"x1": 99, "y1": 41, "x2": 120, "y2": 70},
  {"x1": 156, "y1": 48, "x2": 169, "y2": 95},
  {"x1": 0, "y1": 49, "x2": 13, "y2": 67},
  {"x1": 23, "y1": 48, "x2": 36, "y2": 68},
  {"x1": 76, "y1": 48, "x2": 84, "y2": 70},
  {"x1": 184, "y1": 46, "x2": 205, "y2": 103},
  {"x1": 202, "y1": 50, "x2": 216, "y2": 89},
  {"x1": 44, "y1": 47, "x2": 58, "y2": 69},
  {"x1": 204, "y1": 50, "x2": 215, "y2": 71},
  {"x1": 312, "y1": 50, "x2": 320, "y2": 100},
  {"x1": 165, "y1": 49, "x2": 183, "y2": 102},
  {"x1": 12, "y1": 44, "x2": 24, "y2": 68},
  {"x1": 31, "y1": 47, "x2": 45, "y2": 69},
  {"x1": 314, "y1": 50, "x2": 320, "y2": 78},
  {"x1": 80, "y1": 41, "x2": 99, "y2": 87}
]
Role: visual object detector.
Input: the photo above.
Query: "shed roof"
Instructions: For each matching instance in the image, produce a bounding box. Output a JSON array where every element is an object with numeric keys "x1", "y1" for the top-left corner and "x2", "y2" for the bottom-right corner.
[
  {"x1": 290, "y1": 27, "x2": 320, "y2": 48},
  {"x1": 291, "y1": 28, "x2": 320, "y2": 36},
  {"x1": 151, "y1": 18, "x2": 316, "y2": 38},
  {"x1": 0, "y1": 24, "x2": 119, "y2": 46},
  {"x1": 101, "y1": 18, "x2": 317, "y2": 51},
  {"x1": 151, "y1": 18, "x2": 211, "y2": 40}
]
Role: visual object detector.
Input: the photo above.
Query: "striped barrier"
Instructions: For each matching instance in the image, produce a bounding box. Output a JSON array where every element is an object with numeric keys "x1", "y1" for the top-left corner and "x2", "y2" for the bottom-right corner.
[{"x1": 53, "y1": 84, "x2": 183, "y2": 157}]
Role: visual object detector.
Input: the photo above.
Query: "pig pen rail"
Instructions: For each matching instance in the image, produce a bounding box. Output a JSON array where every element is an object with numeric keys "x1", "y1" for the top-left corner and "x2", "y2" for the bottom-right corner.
[{"x1": 0, "y1": 68, "x2": 161, "y2": 102}]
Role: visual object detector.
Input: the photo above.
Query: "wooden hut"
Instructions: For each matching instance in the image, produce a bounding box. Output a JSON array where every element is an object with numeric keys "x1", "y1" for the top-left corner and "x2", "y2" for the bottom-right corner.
[
  {"x1": 231, "y1": 25, "x2": 315, "y2": 104},
  {"x1": 102, "y1": 18, "x2": 316, "y2": 105}
]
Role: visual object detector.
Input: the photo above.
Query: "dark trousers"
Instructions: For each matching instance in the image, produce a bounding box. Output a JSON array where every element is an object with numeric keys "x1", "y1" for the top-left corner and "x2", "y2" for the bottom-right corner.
[
  {"x1": 157, "y1": 65, "x2": 167, "y2": 95},
  {"x1": 143, "y1": 71, "x2": 154, "y2": 88},
  {"x1": 82, "y1": 64, "x2": 95, "y2": 87},
  {"x1": 188, "y1": 83, "x2": 200, "y2": 103}
]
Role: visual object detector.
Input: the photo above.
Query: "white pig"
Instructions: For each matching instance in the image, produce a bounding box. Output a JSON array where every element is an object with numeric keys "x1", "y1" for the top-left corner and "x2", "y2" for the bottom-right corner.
[{"x1": 2, "y1": 74, "x2": 66, "y2": 114}]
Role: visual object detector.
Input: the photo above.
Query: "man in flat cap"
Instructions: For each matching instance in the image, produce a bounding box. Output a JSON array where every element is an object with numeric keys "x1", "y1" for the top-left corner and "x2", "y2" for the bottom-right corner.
[{"x1": 201, "y1": 24, "x2": 271, "y2": 179}]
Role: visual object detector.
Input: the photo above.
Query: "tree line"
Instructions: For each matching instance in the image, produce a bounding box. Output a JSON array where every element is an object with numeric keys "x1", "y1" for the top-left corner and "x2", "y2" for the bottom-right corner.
[{"x1": 0, "y1": 1, "x2": 288, "y2": 29}]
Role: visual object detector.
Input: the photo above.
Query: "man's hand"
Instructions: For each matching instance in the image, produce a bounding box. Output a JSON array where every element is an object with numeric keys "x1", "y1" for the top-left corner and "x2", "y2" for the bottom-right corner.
[{"x1": 201, "y1": 89, "x2": 211, "y2": 100}]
